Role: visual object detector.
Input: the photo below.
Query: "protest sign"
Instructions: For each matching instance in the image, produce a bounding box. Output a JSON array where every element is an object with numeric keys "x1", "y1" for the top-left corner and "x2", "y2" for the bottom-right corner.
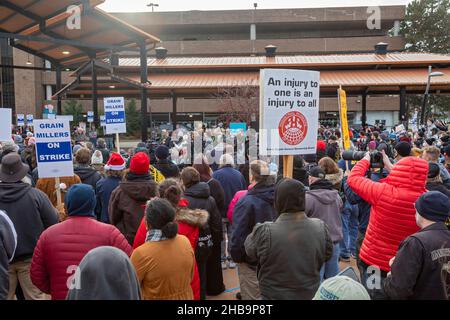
[
  {"x1": 100, "y1": 115, "x2": 106, "y2": 127},
  {"x1": 56, "y1": 115, "x2": 73, "y2": 122},
  {"x1": 104, "y1": 97, "x2": 126, "y2": 134},
  {"x1": 229, "y1": 122, "x2": 247, "y2": 136},
  {"x1": 0, "y1": 108, "x2": 12, "y2": 142},
  {"x1": 34, "y1": 119, "x2": 74, "y2": 179},
  {"x1": 17, "y1": 114, "x2": 25, "y2": 126},
  {"x1": 26, "y1": 114, "x2": 34, "y2": 126},
  {"x1": 259, "y1": 69, "x2": 320, "y2": 157},
  {"x1": 338, "y1": 87, "x2": 351, "y2": 151},
  {"x1": 87, "y1": 111, "x2": 94, "y2": 123}
]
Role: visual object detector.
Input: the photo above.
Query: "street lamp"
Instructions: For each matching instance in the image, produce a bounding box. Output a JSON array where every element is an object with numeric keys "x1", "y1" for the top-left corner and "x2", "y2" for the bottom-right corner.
[
  {"x1": 420, "y1": 66, "x2": 444, "y2": 126},
  {"x1": 147, "y1": 3, "x2": 159, "y2": 12}
]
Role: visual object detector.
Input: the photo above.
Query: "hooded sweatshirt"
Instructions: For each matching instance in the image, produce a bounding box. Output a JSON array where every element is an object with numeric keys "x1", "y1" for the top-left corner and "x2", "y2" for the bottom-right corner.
[
  {"x1": 109, "y1": 178, "x2": 158, "y2": 244},
  {"x1": 66, "y1": 246, "x2": 140, "y2": 300},
  {"x1": 305, "y1": 179, "x2": 343, "y2": 243},
  {"x1": 230, "y1": 183, "x2": 276, "y2": 264},
  {"x1": 0, "y1": 182, "x2": 58, "y2": 263},
  {"x1": 74, "y1": 165, "x2": 102, "y2": 191}
]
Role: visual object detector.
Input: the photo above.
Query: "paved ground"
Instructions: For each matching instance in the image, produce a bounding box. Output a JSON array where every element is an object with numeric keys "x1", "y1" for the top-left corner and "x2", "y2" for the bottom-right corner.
[{"x1": 207, "y1": 257, "x2": 359, "y2": 300}]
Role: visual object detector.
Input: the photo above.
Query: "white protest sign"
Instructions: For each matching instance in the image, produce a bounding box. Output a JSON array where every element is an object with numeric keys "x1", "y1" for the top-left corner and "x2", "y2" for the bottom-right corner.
[
  {"x1": 0, "y1": 108, "x2": 12, "y2": 142},
  {"x1": 56, "y1": 115, "x2": 73, "y2": 122},
  {"x1": 34, "y1": 119, "x2": 74, "y2": 178},
  {"x1": 259, "y1": 69, "x2": 320, "y2": 155},
  {"x1": 87, "y1": 111, "x2": 94, "y2": 123},
  {"x1": 104, "y1": 97, "x2": 126, "y2": 134},
  {"x1": 100, "y1": 115, "x2": 106, "y2": 127},
  {"x1": 17, "y1": 114, "x2": 25, "y2": 126},
  {"x1": 26, "y1": 114, "x2": 34, "y2": 126}
]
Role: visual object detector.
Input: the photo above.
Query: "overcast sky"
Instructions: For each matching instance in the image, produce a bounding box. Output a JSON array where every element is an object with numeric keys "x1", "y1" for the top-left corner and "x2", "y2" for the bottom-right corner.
[{"x1": 99, "y1": 0, "x2": 412, "y2": 12}]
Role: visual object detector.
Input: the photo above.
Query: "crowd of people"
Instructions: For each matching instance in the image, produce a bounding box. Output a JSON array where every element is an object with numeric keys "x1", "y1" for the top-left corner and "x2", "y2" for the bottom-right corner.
[{"x1": 0, "y1": 120, "x2": 449, "y2": 301}]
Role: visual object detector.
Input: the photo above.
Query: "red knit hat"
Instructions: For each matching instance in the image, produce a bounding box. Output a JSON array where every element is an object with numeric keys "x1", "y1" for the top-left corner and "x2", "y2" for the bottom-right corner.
[
  {"x1": 104, "y1": 152, "x2": 126, "y2": 171},
  {"x1": 130, "y1": 152, "x2": 149, "y2": 175},
  {"x1": 316, "y1": 140, "x2": 326, "y2": 151}
]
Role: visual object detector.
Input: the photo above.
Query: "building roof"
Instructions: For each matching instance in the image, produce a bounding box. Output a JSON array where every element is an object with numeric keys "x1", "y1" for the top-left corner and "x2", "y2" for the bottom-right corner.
[
  {"x1": 0, "y1": 0, "x2": 160, "y2": 66},
  {"x1": 61, "y1": 68, "x2": 450, "y2": 99},
  {"x1": 118, "y1": 52, "x2": 450, "y2": 70}
]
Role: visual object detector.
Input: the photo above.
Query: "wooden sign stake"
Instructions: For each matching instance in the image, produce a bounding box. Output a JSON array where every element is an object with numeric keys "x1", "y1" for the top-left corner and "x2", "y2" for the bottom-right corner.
[{"x1": 283, "y1": 155, "x2": 294, "y2": 178}]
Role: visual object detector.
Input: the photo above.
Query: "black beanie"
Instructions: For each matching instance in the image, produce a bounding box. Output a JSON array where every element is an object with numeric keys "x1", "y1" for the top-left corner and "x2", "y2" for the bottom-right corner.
[
  {"x1": 275, "y1": 178, "x2": 306, "y2": 214},
  {"x1": 415, "y1": 191, "x2": 450, "y2": 223},
  {"x1": 395, "y1": 141, "x2": 412, "y2": 157}
]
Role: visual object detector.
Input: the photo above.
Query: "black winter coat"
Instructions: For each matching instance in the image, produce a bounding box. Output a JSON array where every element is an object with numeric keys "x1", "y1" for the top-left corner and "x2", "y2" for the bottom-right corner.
[
  {"x1": 154, "y1": 159, "x2": 180, "y2": 178},
  {"x1": 0, "y1": 210, "x2": 16, "y2": 300},
  {"x1": 230, "y1": 183, "x2": 276, "y2": 265},
  {"x1": 74, "y1": 165, "x2": 103, "y2": 191},
  {"x1": 0, "y1": 182, "x2": 58, "y2": 263},
  {"x1": 383, "y1": 222, "x2": 449, "y2": 300}
]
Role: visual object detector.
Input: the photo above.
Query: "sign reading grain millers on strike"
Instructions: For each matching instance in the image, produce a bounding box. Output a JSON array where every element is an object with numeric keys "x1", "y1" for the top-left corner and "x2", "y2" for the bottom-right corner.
[
  {"x1": 34, "y1": 119, "x2": 74, "y2": 178},
  {"x1": 259, "y1": 69, "x2": 320, "y2": 155},
  {"x1": 104, "y1": 97, "x2": 126, "y2": 134}
]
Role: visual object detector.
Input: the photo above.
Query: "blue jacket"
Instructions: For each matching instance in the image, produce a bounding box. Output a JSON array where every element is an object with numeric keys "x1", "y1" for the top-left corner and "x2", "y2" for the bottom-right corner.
[
  {"x1": 96, "y1": 176, "x2": 121, "y2": 223},
  {"x1": 343, "y1": 173, "x2": 383, "y2": 234},
  {"x1": 212, "y1": 166, "x2": 247, "y2": 217},
  {"x1": 230, "y1": 184, "x2": 276, "y2": 265}
]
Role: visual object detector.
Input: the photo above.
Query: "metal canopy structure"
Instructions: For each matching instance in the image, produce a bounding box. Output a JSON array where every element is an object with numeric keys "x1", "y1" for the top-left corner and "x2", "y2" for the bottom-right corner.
[{"x1": 0, "y1": 0, "x2": 161, "y2": 141}]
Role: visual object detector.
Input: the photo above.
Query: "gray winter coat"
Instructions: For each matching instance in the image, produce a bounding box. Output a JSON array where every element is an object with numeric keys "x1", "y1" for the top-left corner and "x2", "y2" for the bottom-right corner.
[{"x1": 305, "y1": 179, "x2": 343, "y2": 243}]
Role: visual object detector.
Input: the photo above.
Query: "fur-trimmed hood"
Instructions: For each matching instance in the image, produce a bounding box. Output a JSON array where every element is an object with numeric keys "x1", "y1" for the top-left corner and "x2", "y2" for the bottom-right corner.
[
  {"x1": 176, "y1": 208, "x2": 209, "y2": 227},
  {"x1": 325, "y1": 169, "x2": 343, "y2": 189}
]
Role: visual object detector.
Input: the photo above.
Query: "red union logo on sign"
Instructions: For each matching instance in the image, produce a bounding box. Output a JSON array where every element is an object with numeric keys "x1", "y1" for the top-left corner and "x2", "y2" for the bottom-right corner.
[{"x1": 278, "y1": 111, "x2": 308, "y2": 145}]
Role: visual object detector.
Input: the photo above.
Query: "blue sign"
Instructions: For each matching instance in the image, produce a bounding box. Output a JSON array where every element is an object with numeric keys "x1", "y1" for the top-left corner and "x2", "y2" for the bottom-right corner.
[
  {"x1": 104, "y1": 97, "x2": 126, "y2": 134},
  {"x1": 36, "y1": 141, "x2": 72, "y2": 163},
  {"x1": 229, "y1": 122, "x2": 247, "y2": 136}
]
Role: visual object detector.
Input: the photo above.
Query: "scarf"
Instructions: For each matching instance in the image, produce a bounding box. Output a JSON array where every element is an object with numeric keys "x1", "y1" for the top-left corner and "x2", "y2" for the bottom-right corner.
[
  {"x1": 145, "y1": 229, "x2": 168, "y2": 242},
  {"x1": 126, "y1": 172, "x2": 151, "y2": 181}
]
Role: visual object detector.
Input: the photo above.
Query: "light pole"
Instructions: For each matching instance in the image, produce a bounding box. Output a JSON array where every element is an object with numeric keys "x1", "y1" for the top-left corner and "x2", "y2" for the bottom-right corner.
[
  {"x1": 147, "y1": 3, "x2": 159, "y2": 12},
  {"x1": 420, "y1": 66, "x2": 444, "y2": 126}
]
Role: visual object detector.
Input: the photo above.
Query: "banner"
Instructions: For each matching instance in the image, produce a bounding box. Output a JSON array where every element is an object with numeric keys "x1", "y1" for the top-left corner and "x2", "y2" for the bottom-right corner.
[
  {"x1": 87, "y1": 111, "x2": 94, "y2": 123},
  {"x1": 0, "y1": 108, "x2": 12, "y2": 142},
  {"x1": 34, "y1": 119, "x2": 74, "y2": 179},
  {"x1": 337, "y1": 87, "x2": 351, "y2": 150},
  {"x1": 26, "y1": 114, "x2": 34, "y2": 126},
  {"x1": 229, "y1": 122, "x2": 247, "y2": 136},
  {"x1": 259, "y1": 69, "x2": 320, "y2": 155},
  {"x1": 17, "y1": 114, "x2": 25, "y2": 126},
  {"x1": 104, "y1": 97, "x2": 126, "y2": 134}
]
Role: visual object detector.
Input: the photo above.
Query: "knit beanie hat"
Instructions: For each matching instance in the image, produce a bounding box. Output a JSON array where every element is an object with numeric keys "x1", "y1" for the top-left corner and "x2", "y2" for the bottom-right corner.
[
  {"x1": 395, "y1": 141, "x2": 412, "y2": 157},
  {"x1": 415, "y1": 191, "x2": 450, "y2": 223},
  {"x1": 73, "y1": 144, "x2": 82, "y2": 155},
  {"x1": 105, "y1": 152, "x2": 126, "y2": 171},
  {"x1": 368, "y1": 141, "x2": 377, "y2": 151},
  {"x1": 155, "y1": 145, "x2": 170, "y2": 160},
  {"x1": 313, "y1": 276, "x2": 371, "y2": 300},
  {"x1": 65, "y1": 184, "x2": 96, "y2": 217},
  {"x1": 316, "y1": 140, "x2": 326, "y2": 152},
  {"x1": 91, "y1": 150, "x2": 103, "y2": 165},
  {"x1": 130, "y1": 152, "x2": 149, "y2": 175},
  {"x1": 28, "y1": 137, "x2": 36, "y2": 145},
  {"x1": 427, "y1": 162, "x2": 440, "y2": 179},
  {"x1": 13, "y1": 135, "x2": 23, "y2": 144}
]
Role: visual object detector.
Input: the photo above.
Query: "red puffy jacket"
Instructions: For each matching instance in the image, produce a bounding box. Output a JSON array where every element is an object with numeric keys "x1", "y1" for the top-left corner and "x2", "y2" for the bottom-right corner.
[
  {"x1": 30, "y1": 216, "x2": 132, "y2": 300},
  {"x1": 347, "y1": 157, "x2": 428, "y2": 272},
  {"x1": 133, "y1": 200, "x2": 208, "y2": 300}
]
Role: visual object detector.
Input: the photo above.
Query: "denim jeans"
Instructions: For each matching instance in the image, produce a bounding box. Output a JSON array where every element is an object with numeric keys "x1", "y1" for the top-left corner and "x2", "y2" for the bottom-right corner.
[
  {"x1": 339, "y1": 200, "x2": 359, "y2": 258},
  {"x1": 320, "y1": 243, "x2": 340, "y2": 281},
  {"x1": 221, "y1": 219, "x2": 232, "y2": 262}
]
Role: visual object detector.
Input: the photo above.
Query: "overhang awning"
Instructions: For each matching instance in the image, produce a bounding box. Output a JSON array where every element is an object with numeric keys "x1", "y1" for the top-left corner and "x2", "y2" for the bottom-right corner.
[
  {"x1": 117, "y1": 52, "x2": 450, "y2": 71},
  {"x1": 0, "y1": 0, "x2": 160, "y2": 66},
  {"x1": 59, "y1": 68, "x2": 450, "y2": 99}
]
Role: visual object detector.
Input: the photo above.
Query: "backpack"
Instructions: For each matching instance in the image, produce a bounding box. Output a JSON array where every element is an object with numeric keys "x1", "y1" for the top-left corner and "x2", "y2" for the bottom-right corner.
[{"x1": 196, "y1": 223, "x2": 213, "y2": 262}]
